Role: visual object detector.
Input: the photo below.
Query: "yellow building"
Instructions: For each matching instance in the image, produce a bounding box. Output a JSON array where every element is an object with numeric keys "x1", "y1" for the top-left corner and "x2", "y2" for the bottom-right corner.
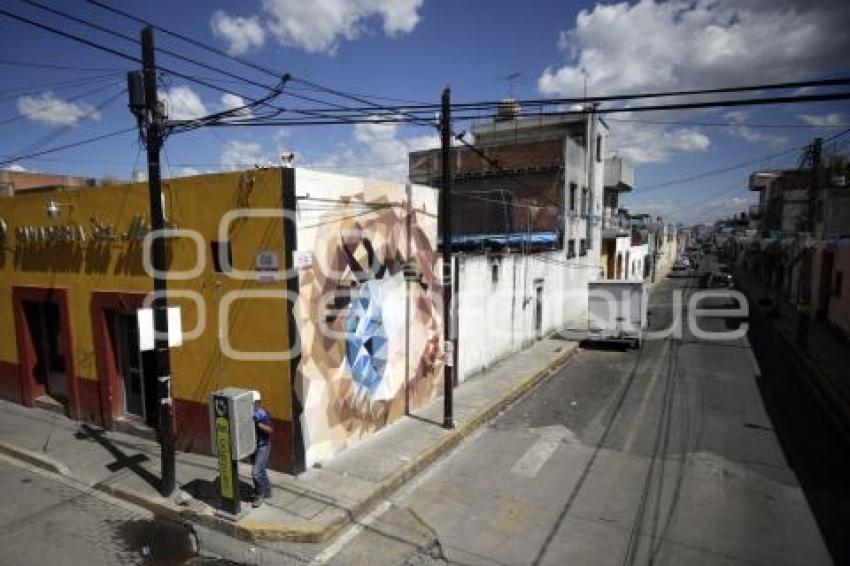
[{"x1": 0, "y1": 168, "x2": 443, "y2": 471}]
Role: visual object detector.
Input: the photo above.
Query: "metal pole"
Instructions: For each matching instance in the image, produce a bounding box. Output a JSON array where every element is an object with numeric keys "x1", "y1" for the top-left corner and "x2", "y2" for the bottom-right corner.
[
  {"x1": 141, "y1": 26, "x2": 175, "y2": 496},
  {"x1": 440, "y1": 87, "x2": 455, "y2": 429},
  {"x1": 797, "y1": 137, "x2": 821, "y2": 351}
]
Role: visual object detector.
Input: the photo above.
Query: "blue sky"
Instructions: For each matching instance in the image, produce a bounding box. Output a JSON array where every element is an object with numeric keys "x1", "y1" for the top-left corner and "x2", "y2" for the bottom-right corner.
[{"x1": 1, "y1": 0, "x2": 849, "y2": 224}]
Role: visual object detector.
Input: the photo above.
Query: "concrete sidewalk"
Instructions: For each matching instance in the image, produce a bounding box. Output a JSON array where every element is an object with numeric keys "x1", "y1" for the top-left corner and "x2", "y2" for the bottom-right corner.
[
  {"x1": 737, "y1": 269, "x2": 850, "y2": 443},
  {"x1": 0, "y1": 336, "x2": 577, "y2": 544}
]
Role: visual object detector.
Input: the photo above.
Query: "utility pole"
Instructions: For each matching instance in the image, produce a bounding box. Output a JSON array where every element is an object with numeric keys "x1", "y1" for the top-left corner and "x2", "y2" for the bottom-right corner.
[
  {"x1": 797, "y1": 137, "x2": 822, "y2": 351},
  {"x1": 439, "y1": 87, "x2": 455, "y2": 429},
  {"x1": 131, "y1": 26, "x2": 175, "y2": 496}
]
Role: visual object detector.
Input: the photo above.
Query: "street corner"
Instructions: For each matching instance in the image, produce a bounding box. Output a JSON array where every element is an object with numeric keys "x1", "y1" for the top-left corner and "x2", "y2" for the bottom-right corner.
[{"x1": 236, "y1": 516, "x2": 331, "y2": 543}]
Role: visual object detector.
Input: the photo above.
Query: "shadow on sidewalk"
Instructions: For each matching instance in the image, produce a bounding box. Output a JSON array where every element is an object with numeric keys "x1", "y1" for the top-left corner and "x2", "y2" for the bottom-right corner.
[
  {"x1": 181, "y1": 477, "x2": 253, "y2": 508},
  {"x1": 75, "y1": 424, "x2": 160, "y2": 492}
]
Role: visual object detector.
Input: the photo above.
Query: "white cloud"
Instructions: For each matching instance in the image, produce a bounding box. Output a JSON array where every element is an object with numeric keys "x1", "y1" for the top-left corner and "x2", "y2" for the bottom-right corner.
[
  {"x1": 176, "y1": 167, "x2": 201, "y2": 177},
  {"x1": 685, "y1": 194, "x2": 756, "y2": 224},
  {"x1": 723, "y1": 111, "x2": 788, "y2": 148},
  {"x1": 540, "y1": 0, "x2": 850, "y2": 161},
  {"x1": 210, "y1": 11, "x2": 266, "y2": 55},
  {"x1": 220, "y1": 140, "x2": 272, "y2": 170},
  {"x1": 798, "y1": 113, "x2": 846, "y2": 127},
  {"x1": 7, "y1": 163, "x2": 26, "y2": 172},
  {"x1": 608, "y1": 117, "x2": 710, "y2": 163},
  {"x1": 219, "y1": 93, "x2": 254, "y2": 120},
  {"x1": 161, "y1": 86, "x2": 209, "y2": 120},
  {"x1": 307, "y1": 117, "x2": 438, "y2": 181},
  {"x1": 261, "y1": 0, "x2": 424, "y2": 54},
  {"x1": 17, "y1": 91, "x2": 101, "y2": 127},
  {"x1": 540, "y1": 0, "x2": 849, "y2": 97}
]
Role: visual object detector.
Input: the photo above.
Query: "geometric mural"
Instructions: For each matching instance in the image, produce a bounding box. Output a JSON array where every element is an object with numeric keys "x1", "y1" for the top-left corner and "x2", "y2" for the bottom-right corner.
[{"x1": 293, "y1": 176, "x2": 443, "y2": 466}]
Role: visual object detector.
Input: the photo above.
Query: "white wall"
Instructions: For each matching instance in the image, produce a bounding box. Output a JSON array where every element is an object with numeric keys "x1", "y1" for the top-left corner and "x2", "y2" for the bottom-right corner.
[
  {"x1": 627, "y1": 244, "x2": 649, "y2": 280},
  {"x1": 456, "y1": 250, "x2": 595, "y2": 381}
]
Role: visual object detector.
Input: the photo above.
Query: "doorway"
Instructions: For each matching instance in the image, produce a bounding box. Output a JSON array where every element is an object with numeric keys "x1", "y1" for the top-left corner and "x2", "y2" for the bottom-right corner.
[
  {"x1": 108, "y1": 310, "x2": 158, "y2": 429},
  {"x1": 22, "y1": 300, "x2": 68, "y2": 407}
]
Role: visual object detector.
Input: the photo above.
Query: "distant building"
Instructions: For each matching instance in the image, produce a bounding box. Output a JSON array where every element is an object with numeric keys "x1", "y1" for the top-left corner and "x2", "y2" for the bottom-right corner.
[
  {"x1": 600, "y1": 156, "x2": 634, "y2": 279},
  {"x1": 743, "y1": 158, "x2": 850, "y2": 335},
  {"x1": 0, "y1": 169, "x2": 95, "y2": 197},
  {"x1": 409, "y1": 103, "x2": 612, "y2": 380},
  {"x1": 409, "y1": 103, "x2": 612, "y2": 255},
  {"x1": 748, "y1": 170, "x2": 812, "y2": 234}
]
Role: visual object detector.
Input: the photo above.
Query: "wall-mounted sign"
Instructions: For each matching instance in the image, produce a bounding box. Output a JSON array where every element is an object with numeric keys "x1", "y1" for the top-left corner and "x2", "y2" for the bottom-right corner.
[
  {"x1": 293, "y1": 249, "x2": 313, "y2": 270},
  {"x1": 256, "y1": 250, "x2": 280, "y2": 283},
  {"x1": 136, "y1": 307, "x2": 183, "y2": 351},
  {"x1": 15, "y1": 224, "x2": 87, "y2": 244},
  {"x1": 13, "y1": 215, "x2": 151, "y2": 245}
]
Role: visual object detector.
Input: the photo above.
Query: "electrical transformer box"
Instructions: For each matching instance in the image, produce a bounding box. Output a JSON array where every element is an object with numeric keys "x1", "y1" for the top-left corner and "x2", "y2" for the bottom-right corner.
[{"x1": 209, "y1": 388, "x2": 257, "y2": 461}]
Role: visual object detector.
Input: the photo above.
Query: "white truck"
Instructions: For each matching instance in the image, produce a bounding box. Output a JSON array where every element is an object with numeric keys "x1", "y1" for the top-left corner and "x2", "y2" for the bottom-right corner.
[{"x1": 583, "y1": 280, "x2": 648, "y2": 348}]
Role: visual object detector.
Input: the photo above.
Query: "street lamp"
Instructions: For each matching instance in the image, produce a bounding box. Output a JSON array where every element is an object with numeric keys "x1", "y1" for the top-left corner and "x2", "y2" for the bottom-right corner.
[{"x1": 45, "y1": 199, "x2": 73, "y2": 219}]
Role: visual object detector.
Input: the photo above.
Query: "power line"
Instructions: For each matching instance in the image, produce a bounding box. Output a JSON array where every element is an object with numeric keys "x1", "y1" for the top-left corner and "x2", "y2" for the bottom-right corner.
[
  {"x1": 85, "y1": 0, "x2": 282, "y2": 79},
  {"x1": 0, "y1": 8, "x2": 280, "y2": 116},
  {"x1": 204, "y1": 90, "x2": 850, "y2": 127},
  {"x1": 0, "y1": 79, "x2": 124, "y2": 127},
  {"x1": 16, "y1": 0, "x2": 286, "y2": 97},
  {"x1": 605, "y1": 117, "x2": 850, "y2": 129},
  {"x1": 0, "y1": 56, "x2": 122, "y2": 73},
  {"x1": 0, "y1": 6, "x2": 363, "y2": 129},
  {"x1": 637, "y1": 127, "x2": 850, "y2": 194},
  {"x1": 4, "y1": 86, "x2": 127, "y2": 166},
  {"x1": 0, "y1": 73, "x2": 118, "y2": 101},
  {"x1": 282, "y1": 77, "x2": 850, "y2": 115},
  {"x1": 0, "y1": 127, "x2": 136, "y2": 168},
  {"x1": 22, "y1": 1, "x2": 407, "y2": 127},
  {"x1": 16, "y1": 4, "x2": 850, "y2": 133}
]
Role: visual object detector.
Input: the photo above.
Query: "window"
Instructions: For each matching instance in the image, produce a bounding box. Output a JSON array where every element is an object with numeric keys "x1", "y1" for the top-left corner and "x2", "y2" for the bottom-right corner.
[
  {"x1": 567, "y1": 239, "x2": 576, "y2": 259},
  {"x1": 835, "y1": 271, "x2": 844, "y2": 298},
  {"x1": 210, "y1": 240, "x2": 232, "y2": 273},
  {"x1": 569, "y1": 183, "x2": 577, "y2": 212},
  {"x1": 581, "y1": 188, "x2": 588, "y2": 216},
  {"x1": 579, "y1": 239, "x2": 587, "y2": 256},
  {"x1": 596, "y1": 134, "x2": 602, "y2": 163},
  {"x1": 491, "y1": 262, "x2": 499, "y2": 285}
]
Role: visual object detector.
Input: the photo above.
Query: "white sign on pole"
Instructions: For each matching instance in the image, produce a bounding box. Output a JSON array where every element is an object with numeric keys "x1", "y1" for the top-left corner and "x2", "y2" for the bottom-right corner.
[
  {"x1": 137, "y1": 307, "x2": 183, "y2": 351},
  {"x1": 255, "y1": 250, "x2": 280, "y2": 283},
  {"x1": 293, "y1": 249, "x2": 313, "y2": 269}
]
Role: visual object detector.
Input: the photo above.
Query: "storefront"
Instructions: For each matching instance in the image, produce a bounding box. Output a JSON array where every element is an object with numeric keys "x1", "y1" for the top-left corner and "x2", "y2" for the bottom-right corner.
[{"x1": 0, "y1": 167, "x2": 444, "y2": 472}]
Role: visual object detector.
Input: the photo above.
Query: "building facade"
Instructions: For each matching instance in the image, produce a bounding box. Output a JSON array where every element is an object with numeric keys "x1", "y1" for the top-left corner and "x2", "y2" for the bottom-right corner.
[
  {"x1": 410, "y1": 108, "x2": 608, "y2": 380},
  {"x1": 0, "y1": 168, "x2": 95, "y2": 197},
  {"x1": 0, "y1": 168, "x2": 444, "y2": 471}
]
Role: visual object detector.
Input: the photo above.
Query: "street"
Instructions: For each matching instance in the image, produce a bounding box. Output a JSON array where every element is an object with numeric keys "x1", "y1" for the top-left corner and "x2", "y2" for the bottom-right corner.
[
  {"x1": 315, "y1": 264, "x2": 831, "y2": 565},
  {"x1": 0, "y1": 456, "x2": 210, "y2": 566},
  {"x1": 0, "y1": 262, "x2": 835, "y2": 566}
]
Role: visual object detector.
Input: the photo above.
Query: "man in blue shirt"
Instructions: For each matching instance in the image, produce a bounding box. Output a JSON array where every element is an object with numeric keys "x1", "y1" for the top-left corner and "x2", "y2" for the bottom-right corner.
[{"x1": 251, "y1": 390, "x2": 273, "y2": 508}]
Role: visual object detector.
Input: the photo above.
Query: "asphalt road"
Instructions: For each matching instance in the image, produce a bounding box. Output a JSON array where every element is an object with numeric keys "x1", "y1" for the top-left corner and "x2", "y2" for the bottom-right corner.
[
  {"x1": 0, "y1": 260, "x2": 838, "y2": 566},
  {"x1": 0, "y1": 457, "x2": 213, "y2": 566},
  {"x1": 317, "y1": 265, "x2": 831, "y2": 565},
  {"x1": 742, "y1": 262, "x2": 850, "y2": 565}
]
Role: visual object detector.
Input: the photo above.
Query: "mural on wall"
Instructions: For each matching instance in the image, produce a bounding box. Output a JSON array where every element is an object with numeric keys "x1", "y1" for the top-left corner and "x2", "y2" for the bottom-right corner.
[{"x1": 294, "y1": 177, "x2": 443, "y2": 465}]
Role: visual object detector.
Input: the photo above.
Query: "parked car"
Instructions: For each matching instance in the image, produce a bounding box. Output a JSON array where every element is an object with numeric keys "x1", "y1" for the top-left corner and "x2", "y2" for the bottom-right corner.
[{"x1": 710, "y1": 272, "x2": 734, "y2": 288}]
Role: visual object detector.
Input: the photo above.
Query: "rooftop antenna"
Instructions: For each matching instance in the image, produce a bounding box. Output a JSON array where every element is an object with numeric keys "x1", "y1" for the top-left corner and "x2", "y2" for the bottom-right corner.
[{"x1": 497, "y1": 72, "x2": 522, "y2": 98}]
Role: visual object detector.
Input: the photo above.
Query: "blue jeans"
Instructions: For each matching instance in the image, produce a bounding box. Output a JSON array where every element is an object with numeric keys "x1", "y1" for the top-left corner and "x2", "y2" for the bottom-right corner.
[{"x1": 252, "y1": 444, "x2": 271, "y2": 498}]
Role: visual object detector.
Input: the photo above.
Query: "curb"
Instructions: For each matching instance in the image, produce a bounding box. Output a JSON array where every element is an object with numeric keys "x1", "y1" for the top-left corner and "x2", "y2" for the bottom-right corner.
[
  {"x1": 0, "y1": 440, "x2": 71, "y2": 476},
  {"x1": 741, "y1": 279, "x2": 850, "y2": 447},
  {"x1": 774, "y1": 327, "x2": 850, "y2": 446},
  {"x1": 237, "y1": 340, "x2": 579, "y2": 543},
  {"x1": 0, "y1": 343, "x2": 579, "y2": 545}
]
